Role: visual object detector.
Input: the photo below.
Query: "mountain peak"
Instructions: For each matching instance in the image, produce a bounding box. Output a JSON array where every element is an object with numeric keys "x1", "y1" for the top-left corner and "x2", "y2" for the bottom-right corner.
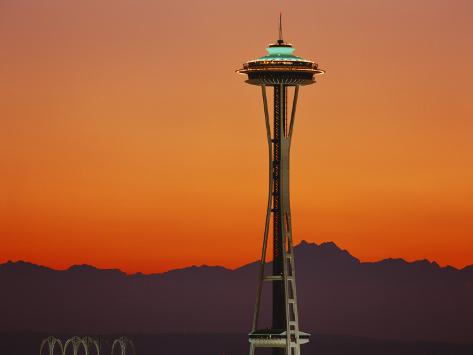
[
  {"x1": 67, "y1": 264, "x2": 125, "y2": 277},
  {"x1": 0, "y1": 260, "x2": 52, "y2": 273},
  {"x1": 295, "y1": 240, "x2": 360, "y2": 266},
  {"x1": 68, "y1": 264, "x2": 99, "y2": 272}
]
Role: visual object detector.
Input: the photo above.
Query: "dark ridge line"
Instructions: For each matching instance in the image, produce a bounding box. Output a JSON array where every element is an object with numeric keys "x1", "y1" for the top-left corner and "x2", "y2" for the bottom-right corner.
[{"x1": 1, "y1": 240, "x2": 470, "y2": 276}]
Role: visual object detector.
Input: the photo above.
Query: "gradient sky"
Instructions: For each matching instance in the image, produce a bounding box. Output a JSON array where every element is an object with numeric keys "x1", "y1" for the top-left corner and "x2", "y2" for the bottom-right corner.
[{"x1": 1, "y1": 0, "x2": 472, "y2": 273}]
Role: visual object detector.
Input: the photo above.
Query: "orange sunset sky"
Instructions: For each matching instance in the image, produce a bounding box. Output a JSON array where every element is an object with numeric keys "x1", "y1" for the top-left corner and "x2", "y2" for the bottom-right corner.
[{"x1": 1, "y1": 0, "x2": 472, "y2": 273}]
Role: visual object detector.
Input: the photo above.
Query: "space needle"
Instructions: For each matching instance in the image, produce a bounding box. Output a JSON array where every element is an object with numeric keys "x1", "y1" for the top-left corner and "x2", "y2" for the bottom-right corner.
[{"x1": 237, "y1": 15, "x2": 324, "y2": 355}]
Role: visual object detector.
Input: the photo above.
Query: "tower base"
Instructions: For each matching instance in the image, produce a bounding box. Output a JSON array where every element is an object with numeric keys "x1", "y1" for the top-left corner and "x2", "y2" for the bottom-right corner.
[{"x1": 249, "y1": 329, "x2": 310, "y2": 355}]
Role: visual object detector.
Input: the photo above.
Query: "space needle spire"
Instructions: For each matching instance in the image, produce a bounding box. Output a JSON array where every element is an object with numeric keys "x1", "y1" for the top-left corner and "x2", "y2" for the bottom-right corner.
[{"x1": 278, "y1": 13, "x2": 284, "y2": 43}]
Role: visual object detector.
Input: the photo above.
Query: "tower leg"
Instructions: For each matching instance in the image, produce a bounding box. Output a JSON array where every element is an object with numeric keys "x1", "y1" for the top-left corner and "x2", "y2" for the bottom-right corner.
[{"x1": 251, "y1": 85, "x2": 273, "y2": 334}]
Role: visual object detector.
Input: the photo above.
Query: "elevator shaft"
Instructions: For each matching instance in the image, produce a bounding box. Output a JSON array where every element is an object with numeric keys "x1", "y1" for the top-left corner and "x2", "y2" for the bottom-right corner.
[{"x1": 272, "y1": 84, "x2": 287, "y2": 332}]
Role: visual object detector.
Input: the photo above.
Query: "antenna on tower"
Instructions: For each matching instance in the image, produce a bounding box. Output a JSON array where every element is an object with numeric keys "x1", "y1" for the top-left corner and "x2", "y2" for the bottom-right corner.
[{"x1": 278, "y1": 13, "x2": 284, "y2": 44}]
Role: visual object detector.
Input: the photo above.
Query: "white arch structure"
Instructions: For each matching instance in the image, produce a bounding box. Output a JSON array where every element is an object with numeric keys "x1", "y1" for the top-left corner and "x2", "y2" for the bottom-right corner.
[
  {"x1": 40, "y1": 335, "x2": 134, "y2": 355},
  {"x1": 39, "y1": 336, "x2": 64, "y2": 355},
  {"x1": 111, "y1": 337, "x2": 135, "y2": 355},
  {"x1": 83, "y1": 336, "x2": 101, "y2": 355},
  {"x1": 63, "y1": 336, "x2": 89, "y2": 355}
]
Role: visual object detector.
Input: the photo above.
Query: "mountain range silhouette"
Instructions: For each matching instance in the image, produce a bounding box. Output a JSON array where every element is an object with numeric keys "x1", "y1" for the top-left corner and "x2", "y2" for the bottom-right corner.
[{"x1": 1, "y1": 241, "x2": 472, "y2": 343}]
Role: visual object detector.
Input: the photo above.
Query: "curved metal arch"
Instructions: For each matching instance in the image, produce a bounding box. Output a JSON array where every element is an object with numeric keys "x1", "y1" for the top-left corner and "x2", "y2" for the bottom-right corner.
[
  {"x1": 55, "y1": 338, "x2": 65, "y2": 355},
  {"x1": 111, "y1": 337, "x2": 135, "y2": 355},
  {"x1": 40, "y1": 336, "x2": 63, "y2": 355},
  {"x1": 83, "y1": 336, "x2": 101, "y2": 355},
  {"x1": 39, "y1": 337, "x2": 51, "y2": 355},
  {"x1": 63, "y1": 336, "x2": 88, "y2": 355}
]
